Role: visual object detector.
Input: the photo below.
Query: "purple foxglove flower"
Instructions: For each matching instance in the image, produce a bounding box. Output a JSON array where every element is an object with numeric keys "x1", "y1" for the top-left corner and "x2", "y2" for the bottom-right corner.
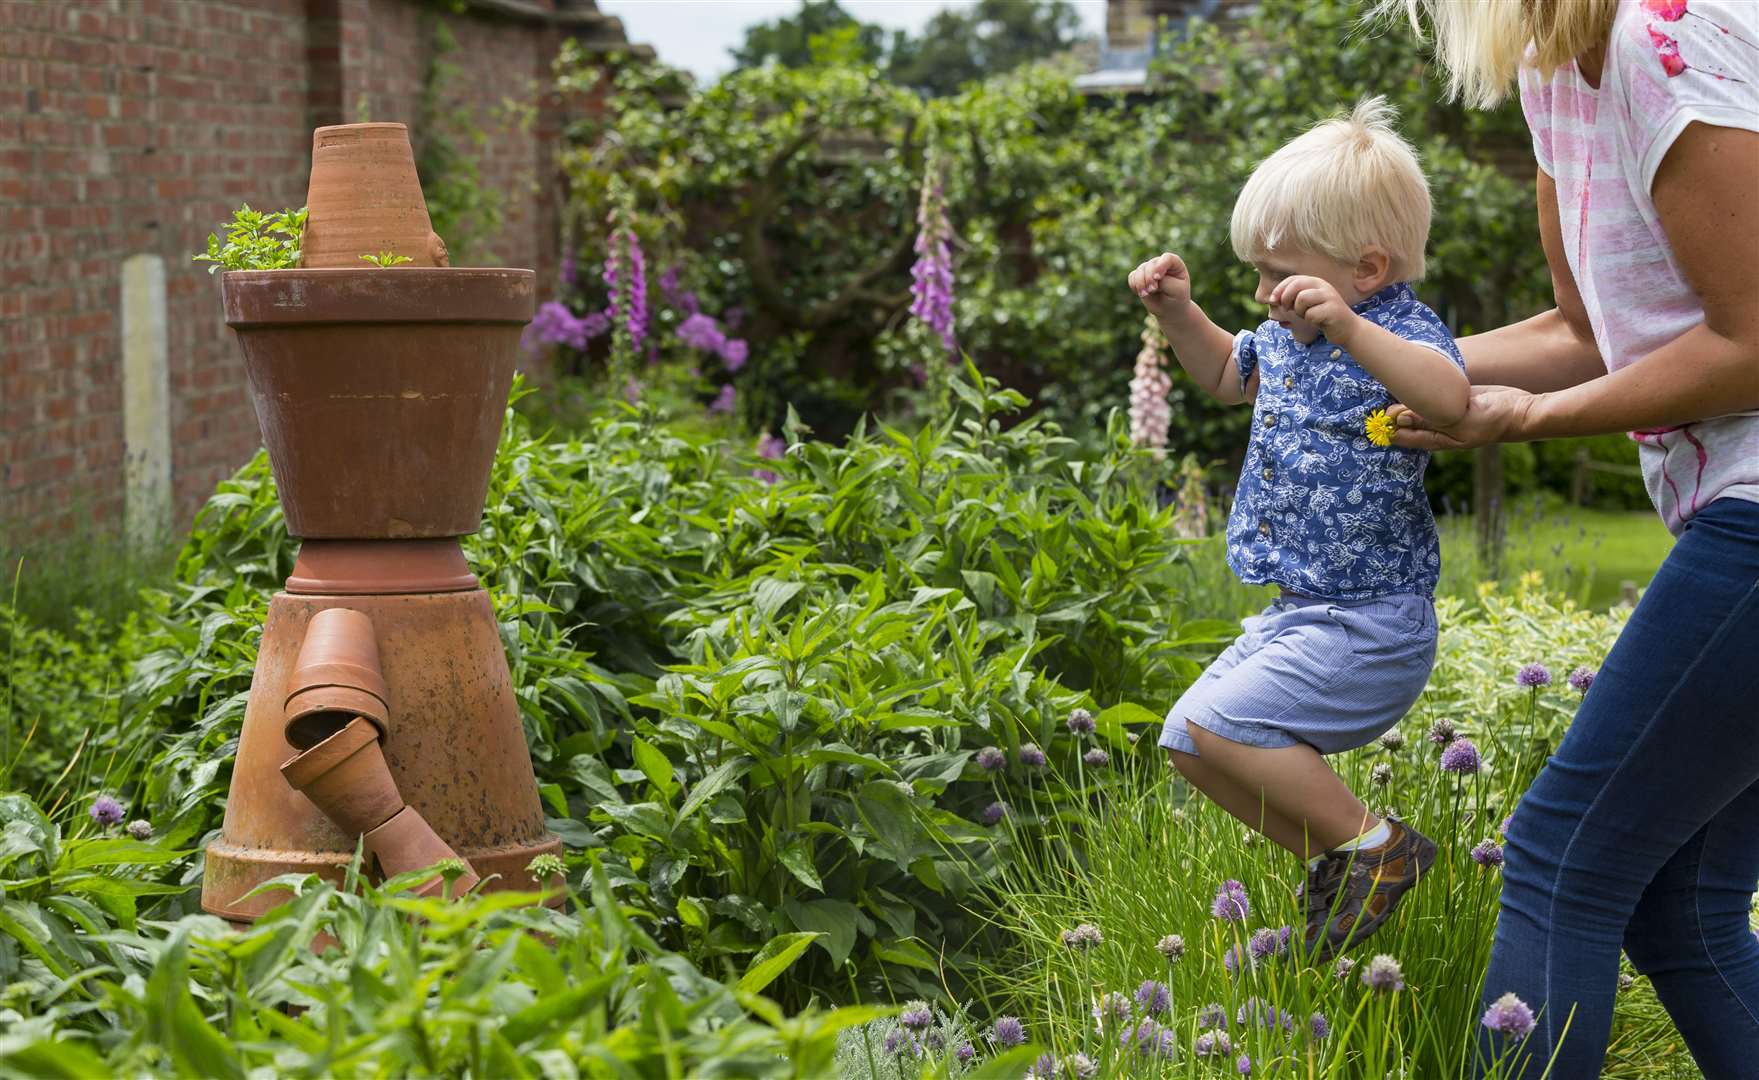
[
  {"x1": 1211, "y1": 879, "x2": 1250, "y2": 922},
  {"x1": 1066, "y1": 708, "x2": 1095, "y2": 736},
  {"x1": 90, "y1": 795, "x2": 124, "y2": 826},
  {"x1": 909, "y1": 164, "x2": 957, "y2": 356},
  {"x1": 752, "y1": 469, "x2": 780, "y2": 485},
  {"x1": 1482, "y1": 992, "x2": 1536, "y2": 1039},
  {"x1": 1517, "y1": 662, "x2": 1553, "y2": 689},
  {"x1": 1441, "y1": 738, "x2": 1483, "y2": 775},
  {"x1": 1135, "y1": 979, "x2": 1170, "y2": 1016},
  {"x1": 1569, "y1": 666, "x2": 1596, "y2": 693},
  {"x1": 676, "y1": 312, "x2": 725, "y2": 353},
  {"x1": 718, "y1": 338, "x2": 748, "y2": 371}
]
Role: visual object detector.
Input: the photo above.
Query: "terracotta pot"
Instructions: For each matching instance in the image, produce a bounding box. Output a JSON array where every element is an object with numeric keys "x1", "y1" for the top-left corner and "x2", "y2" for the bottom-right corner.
[
  {"x1": 284, "y1": 606, "x2": 389, "y2": 749},
  {"x1": 280, "y1": 716, "x2": 404, "y2": 837},
  {"x1": 286, "y1": 540, "x2": 478, "y2": 596},
  {"x1": 301, "y1": 123, "x2": 447, "y2": 270},
  {"x1": 221, "y1": 268, "x2": 534, "y2": 538},
  {"x1": 366, "y1": 806, "x2": 481, "y2": 895}
]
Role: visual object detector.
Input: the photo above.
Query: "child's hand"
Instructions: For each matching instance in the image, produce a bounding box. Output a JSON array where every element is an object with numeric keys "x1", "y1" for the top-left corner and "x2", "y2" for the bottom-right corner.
[
  {"x1": 1128, "y1": 252, "x2": 1193, "y2": 318},
  {"x1": 1269, "y1": 276, "x2": 1362, "y2": 345}
]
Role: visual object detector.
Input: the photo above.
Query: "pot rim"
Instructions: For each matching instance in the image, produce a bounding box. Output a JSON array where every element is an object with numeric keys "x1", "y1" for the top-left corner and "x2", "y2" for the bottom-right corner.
[{"x1": 222, "y1": 268, "x2": 535, "y2": 327}]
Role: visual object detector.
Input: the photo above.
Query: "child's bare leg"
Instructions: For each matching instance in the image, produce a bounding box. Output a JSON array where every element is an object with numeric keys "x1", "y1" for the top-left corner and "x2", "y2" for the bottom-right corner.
[
  {"x1": 1186, "y1": 724, "x2": 1379, "y2": 852},
  {"x1": 1168, "y1": 749, "x2": 1317, "y2": 857}
]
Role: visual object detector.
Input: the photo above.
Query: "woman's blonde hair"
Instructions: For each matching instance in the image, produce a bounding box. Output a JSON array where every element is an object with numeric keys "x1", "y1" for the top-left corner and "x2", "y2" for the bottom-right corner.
[
  {"x1": 1229, "y1": 96, "x2": 1431, "y2": 282},
  {"x1": 1379, "y1": 0, "x2": 1619, "y2": 108}
]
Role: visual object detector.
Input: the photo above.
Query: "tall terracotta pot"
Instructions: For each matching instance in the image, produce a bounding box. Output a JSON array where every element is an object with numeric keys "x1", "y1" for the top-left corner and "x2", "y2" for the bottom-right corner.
[
  {"x1": 220, "y1": 268, "x2": 534, "y2": 538},
  {"x1": 300, "y1": 123, "x2": 447, "y2": 269}
]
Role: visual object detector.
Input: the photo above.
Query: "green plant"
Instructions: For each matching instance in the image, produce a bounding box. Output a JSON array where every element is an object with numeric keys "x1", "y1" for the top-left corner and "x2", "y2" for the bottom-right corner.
[
  {"x1": 191, "y1": 206, "x2": 308, "y2": 273},
  {"x1": 359, "y1": 250, "x2": 414, "y2": 268}
]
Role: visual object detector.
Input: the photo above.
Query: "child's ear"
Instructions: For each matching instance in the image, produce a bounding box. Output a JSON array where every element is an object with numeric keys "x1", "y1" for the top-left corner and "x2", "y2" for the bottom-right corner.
[{"x1": 1354, "y1": 248, "x2": 1393, "y2": 294}]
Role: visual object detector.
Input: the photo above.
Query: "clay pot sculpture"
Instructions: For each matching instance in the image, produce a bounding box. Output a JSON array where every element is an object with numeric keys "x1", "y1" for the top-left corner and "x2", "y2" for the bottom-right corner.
[
  {"x1": 283, "y1": 607, "x2": 389, "y2": 749},
  {"x1": 221, "y1": 267, "x2": 533, "y2": 538},
  {"x1": 300, "y1": 123, "x2": 448, "y2": 269},
  {"x1": 280, "y1": 717, "x2": 403, "y2": 837}
]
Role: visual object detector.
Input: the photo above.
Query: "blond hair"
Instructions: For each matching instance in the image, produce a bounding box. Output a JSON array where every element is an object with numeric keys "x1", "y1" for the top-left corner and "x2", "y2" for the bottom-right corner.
[
  {"x1": 1377, "y1": 0, "x2": 1619, "y2": 108},
  {"x1": 1229, "y1": 96, "x2": 1431, "y2": 282}
]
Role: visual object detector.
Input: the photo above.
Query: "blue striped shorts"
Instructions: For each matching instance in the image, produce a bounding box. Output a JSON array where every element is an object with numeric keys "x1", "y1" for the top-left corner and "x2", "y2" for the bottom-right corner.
[{"x1": 1160, "y1": 593, "x2": 1437, "y2": 756}]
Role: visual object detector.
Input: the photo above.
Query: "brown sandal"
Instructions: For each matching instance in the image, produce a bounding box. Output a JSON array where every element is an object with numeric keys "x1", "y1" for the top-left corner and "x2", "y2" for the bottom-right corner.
[{"x1": 1303, "y1": 818, "x2": 1437, "y2": 960}]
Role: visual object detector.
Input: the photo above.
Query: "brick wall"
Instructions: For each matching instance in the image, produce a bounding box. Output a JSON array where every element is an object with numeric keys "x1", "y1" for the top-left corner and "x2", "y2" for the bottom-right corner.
[{"x1": 0, "y1": 0, "x2": 639, "y2": 540}]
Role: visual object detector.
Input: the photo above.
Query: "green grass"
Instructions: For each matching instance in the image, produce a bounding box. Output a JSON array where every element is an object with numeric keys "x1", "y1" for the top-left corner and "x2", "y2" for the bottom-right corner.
[{"x1": 1439, "y1": 496, "x2": 1675, "y2": 611}]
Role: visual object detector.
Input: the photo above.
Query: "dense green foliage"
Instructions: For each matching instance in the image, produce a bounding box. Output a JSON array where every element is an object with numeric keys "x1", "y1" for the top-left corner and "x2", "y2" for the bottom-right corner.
[{"x1": 556, "y1": 0, "x2": 1549, "y2": 464}]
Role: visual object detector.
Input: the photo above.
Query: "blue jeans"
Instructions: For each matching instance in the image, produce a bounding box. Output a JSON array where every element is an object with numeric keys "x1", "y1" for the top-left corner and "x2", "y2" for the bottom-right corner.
[{"x1": 1480, "y1": 497, "x2": 1759, "y2": 1078}]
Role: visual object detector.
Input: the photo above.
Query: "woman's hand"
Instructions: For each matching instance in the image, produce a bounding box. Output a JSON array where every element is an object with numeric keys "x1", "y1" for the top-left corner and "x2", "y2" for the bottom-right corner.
[{"x1": 1387, "y1": 385, "x2": 1538, "y2": 450}]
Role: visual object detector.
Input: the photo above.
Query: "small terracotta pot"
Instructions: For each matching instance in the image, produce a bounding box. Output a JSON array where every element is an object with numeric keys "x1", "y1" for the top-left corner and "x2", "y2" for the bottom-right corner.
[
  {"x1": 280, "y1": 717, "x2": 404, "y2": 837},
  {"x1": 284, "y1": 607, "x2": 389, "y2": 749},
  {"x1": 301, "y1": 123, "x2": 447, "y2": 270},
  {"x1": 366, "y1": 806, "x2": 481, "y2": 895}
]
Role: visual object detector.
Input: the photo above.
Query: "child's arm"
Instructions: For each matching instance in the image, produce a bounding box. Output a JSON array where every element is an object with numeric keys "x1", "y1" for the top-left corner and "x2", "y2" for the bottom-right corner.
[
  {"x1": 1270, "y1": 276, "x2": 1469, "y2": 426},
  {"x1": 1129, "y1": 253, "x2": 1256, "y2": 405}
]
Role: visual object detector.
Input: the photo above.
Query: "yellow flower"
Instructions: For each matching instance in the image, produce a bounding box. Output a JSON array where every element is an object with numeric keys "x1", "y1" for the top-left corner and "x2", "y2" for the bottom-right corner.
[
  {"x1": 1519, "y1": 569, "x2": 1544, "y2": 593},
  {"x1": 1365, "y1": 408, "x2": 1396, "y2": 447}
]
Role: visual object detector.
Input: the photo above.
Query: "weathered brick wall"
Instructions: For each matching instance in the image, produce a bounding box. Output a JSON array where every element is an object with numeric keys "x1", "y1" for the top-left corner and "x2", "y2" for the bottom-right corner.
[{"x1": 0, "y1": 0, "x2": 636, "y2": 540}]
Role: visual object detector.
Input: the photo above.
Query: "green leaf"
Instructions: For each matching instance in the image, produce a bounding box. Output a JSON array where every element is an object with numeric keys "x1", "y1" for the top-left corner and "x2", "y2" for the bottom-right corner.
[
  {"x1": 145, "y1": 929, "x2": 244, "y2": 1080},
  {"x1": 0, "y1": 1037, "x2": 113, "y2": 1078},
  {"x1": 781, "y1": 897, "x2": 859, "y2": 968},
  {"x1": 1094, "y1": 700, "x2": 1164, "y2": 748},
  {"x1": 56, "y1": 837, "x2": 186, "y2": 872},
  {"x1": 676, "y1": 757, "x2": 751, "y2": 824},
  {"x1": 630, "y1": 736, "x2": 676, "y2": 799},
  {"x1": 735, "y1": 930, "x2": 821, "y2": 994},
  {"x1": 776, "y1": 840, "x2": 823, "y2": 892}
]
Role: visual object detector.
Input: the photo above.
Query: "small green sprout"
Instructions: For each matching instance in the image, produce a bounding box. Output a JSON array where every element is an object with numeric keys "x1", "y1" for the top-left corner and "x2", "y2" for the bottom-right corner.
[{"x1": 360, "y1": 250, "x2": 414, "y2": 268}]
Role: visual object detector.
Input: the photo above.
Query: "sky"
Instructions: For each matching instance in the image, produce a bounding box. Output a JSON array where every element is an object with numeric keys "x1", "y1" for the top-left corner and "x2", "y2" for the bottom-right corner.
[{"x1": 596, "y1": 0, "x2": 1109, "y2": 84}]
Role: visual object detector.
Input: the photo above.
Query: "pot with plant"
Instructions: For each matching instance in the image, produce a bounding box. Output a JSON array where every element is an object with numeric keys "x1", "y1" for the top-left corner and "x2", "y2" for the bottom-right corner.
[{"x1": 197, "y1": 122, "x2": 561, "y2": 924}]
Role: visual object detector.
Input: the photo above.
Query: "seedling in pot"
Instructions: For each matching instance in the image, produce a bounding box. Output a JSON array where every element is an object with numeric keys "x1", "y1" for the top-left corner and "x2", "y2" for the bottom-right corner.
[{"x1": 360, "y1": 250, "x2": 414, "y2": 268}]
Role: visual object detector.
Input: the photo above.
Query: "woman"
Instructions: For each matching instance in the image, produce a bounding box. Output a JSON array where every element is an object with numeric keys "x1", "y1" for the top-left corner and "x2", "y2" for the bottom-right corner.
[{"x1": 1385, "y1": 0, "x2": 1759, "y2": 1074}]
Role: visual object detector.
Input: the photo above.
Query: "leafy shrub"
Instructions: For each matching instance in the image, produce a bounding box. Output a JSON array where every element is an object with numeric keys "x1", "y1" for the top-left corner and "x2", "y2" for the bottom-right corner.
[{"x1": 191, "y1": 205, "x2": 307, "y2": 273}]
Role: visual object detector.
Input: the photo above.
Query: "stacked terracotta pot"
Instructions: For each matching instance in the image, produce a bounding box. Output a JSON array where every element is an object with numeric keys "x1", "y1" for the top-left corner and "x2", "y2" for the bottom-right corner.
[{"x1": 201, "y1": 123, "x2": 561, "y2": 922}]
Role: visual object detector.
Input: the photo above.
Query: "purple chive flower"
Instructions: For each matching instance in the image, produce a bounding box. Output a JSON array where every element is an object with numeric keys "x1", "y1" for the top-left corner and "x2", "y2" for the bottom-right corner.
[
  {"x1": 1249, "y1": 926, "x2": 1290, "y2": 962},
  {"x1": 1379, "y1": 729, "x2": 1406, "y2": 751},
  {"x1": 909, "y1": 161, "x2": 956, "y2": 356},
  {"x1": 882, "y1": 1028, "x2": 907, "y2": 1056},
  {"x1": 1237, "y1": 1053, "x2": 1253, "y2": 1075},
  {"x1": 90, "y1": 795, "x2": 124, "y2": 826},
  {"x1": 1157, "y1": 934, "x2": 1186, "y2": 962},
  {"x1": 1428, "y1": 718, "x2": 1458, "y2": 746},
  {"x1": 1222, "y1": 943, "x2": 1248, "y2": 976},
  {"x1": 900, "y1": 1002, "x2": 933, "y2": 1030},
  {"x1": 975, "y1": 745, "x2": 1006, "y2": 772},
  {"x1": 1362, "y1": 954, "x2": 1405, "y2": 992},
  {"x1": 1618, "y1": 973, "x2": 1636, "y2": 992},
  {"x1": 1065, "y1": 1052, "x2": 1099, "y2": 1079},
  {"x1": 1135, "y1": 979, "x2": 1170, "y2": 1016},
  {"x1": 1026, "y1": 1054, "x2": 1057, "y2": 1080},
  {"x1": 125, "y1": 819, "x2": 153, "y2": 841},
  {"x1": 1061, "y1": 923, "x2": 1104, "y2": 950},
  {"x1": 1237, "y1": 997, "x2": 1293, "y2": 1033},
  {"x1": 1083, "y1": 748, "x2": 1110, "y2": 767},
  {"x1": 992, "y1": 1016, "x2": 1026, "y2": 1048},
  {"x1": 707, "y1": 383, "x2": 736, "y2": 416},
  {"x1": 1441, "y1": 738, "x2": 1483, "y2": 775},
  {"x1": 1501, "y1": 813, "x2": 1515, "y2": 835},
  {"x1": 1066, "y1": 708, "x2": 1095, "y2": 736},
  {"x1": 1569, "y1": 666, "x2": 1596, "y2": 693},
  {"x1": 1482, "y1": 992, "x2": 1536, "y2": 1039},
  {"x1": 1092, "y1": 991, "x2": 1132, "y2": 1026},
  {"x1": 1018, "y1": 743, "x2": 1047, "y2": 769},
  {"x1": 1196, "y1": 1002, "x2": 1228, "y2": 1029},
  {"x1": 1120, "y1": 1019, "x2": 1176, "y2": 1059},
  {"x1": 1194, "y1": 1030, "x2": 1232, "y2": 1058},
  {"x1": 1471, "y1": 839, "x2": 1505, "y2": 868},
  {"x1": 718, "y1": 338, "x2": 748, "y2": 371},
  {"x1": 1334, "y1": 956, "x2": 1357, "y2": 980},
  {"x1": 1371, "y1": 762, "x2": 1393, "y2": 786},
  {"x1": 981, "y1": 801, "x2": 1008, "y2": 826},
  {"x1": 1517, "y1": 663, "x2": 1553, "y2": 689},
  {"x1": 1310, "y1": 1011, "x2": 1331, "y2": 1040},
  {"x1": 955, "y1": 1042, "x2": 975, "y2": 1064},
  {"x1": 1211, "y1": 879, "x2": 1250, "y2": 922}
]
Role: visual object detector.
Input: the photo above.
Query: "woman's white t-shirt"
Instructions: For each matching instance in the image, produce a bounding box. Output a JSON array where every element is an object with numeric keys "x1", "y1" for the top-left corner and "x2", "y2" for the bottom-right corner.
[{"x1": 1518, "y1": 0, "x2": 1759, "y2": 534}]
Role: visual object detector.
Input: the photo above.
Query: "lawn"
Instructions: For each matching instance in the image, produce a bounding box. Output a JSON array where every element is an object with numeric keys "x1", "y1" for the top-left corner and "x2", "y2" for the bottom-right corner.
[{"x1": 1438, "y1": 496, "x2": 1676, "y2": 611}]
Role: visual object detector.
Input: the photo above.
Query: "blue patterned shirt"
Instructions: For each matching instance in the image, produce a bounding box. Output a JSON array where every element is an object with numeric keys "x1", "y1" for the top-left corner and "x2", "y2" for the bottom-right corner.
[{"x1": 1225, "y1": 283, "x2": 1464, "y2": 600}]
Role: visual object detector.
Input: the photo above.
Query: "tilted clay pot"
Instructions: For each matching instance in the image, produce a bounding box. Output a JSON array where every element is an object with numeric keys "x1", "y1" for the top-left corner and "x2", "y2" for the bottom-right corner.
[
  {"x1": 300, "y1": 124, "x2": 448, "y2": 270},
  {"x1": 283, "y1": 606, "x2": 389, "y2": 750},
  {"x1": 221, "y1": 267, "x2": 534, "y2": 538},
  {"x1": 280, "y1": 716, "x2": 404, "y2": 838},
  {"x1": 366, "y1": 806, "x2": 481, "y2": 896}
]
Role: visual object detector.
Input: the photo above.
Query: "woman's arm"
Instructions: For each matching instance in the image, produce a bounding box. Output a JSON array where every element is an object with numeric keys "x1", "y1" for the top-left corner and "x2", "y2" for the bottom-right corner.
[
  {"x1": 1393, "y1": 123, "x2": 1759, "y2": 449},
  {"x1": 1454, "y1": 170, "x2": 1605, "y2": 393}
]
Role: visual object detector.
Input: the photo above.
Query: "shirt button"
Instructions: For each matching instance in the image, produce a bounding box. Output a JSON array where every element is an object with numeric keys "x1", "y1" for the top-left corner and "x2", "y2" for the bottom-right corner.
[
  {"x1": 1330, "y1": 348, "x2": 1341, "y2": 359},
  {"x1": 1283, "y1": 375, "x2": 1294, "y2": 389},
  {"x1": 1258, "y1": 520, "x2": 1271, "y2": 537},
  {"x1": 1262, "y1": 466, "x2": 1273, "y2": 481},
  {"x1": 1262, "y1": 413, "x2": 1276, "y2": 427}
]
